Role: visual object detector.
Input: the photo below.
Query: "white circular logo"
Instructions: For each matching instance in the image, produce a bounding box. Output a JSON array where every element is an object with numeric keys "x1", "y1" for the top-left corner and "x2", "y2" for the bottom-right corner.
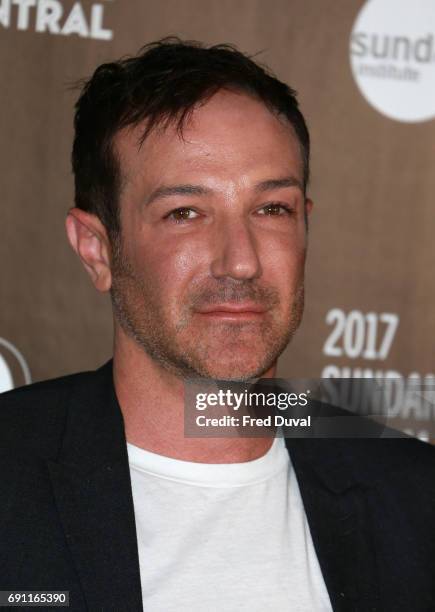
[
  {"x1": 0, "y1": 338, "x2": 31, "y2": 393},
  {"x1": 350, "y1": 0, "x2": 435, "y2": 123}
]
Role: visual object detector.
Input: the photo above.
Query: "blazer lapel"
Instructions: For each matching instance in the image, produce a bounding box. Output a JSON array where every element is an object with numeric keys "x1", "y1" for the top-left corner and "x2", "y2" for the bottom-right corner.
[
  {"x1": 286, "y1": 437, "x2": 380, "y2": 612},
  {"x1": 47, "y1": 361, "x2": 143, "y2": 611}
]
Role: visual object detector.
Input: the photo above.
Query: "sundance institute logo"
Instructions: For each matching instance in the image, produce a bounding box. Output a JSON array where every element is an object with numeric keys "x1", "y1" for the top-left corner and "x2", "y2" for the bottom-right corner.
[{"x1": 350, "y1": 0, "x2": 435, "y2": 122}]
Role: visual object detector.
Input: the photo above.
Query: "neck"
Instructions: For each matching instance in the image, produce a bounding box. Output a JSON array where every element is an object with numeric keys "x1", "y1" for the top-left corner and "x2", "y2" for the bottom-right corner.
[{"x1": 112, "y1": 326, "x2": 276, "y2": 463}]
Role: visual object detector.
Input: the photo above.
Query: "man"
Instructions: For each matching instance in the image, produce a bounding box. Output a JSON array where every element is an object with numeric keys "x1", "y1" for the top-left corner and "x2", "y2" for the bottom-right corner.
[{"x1": 1, "y1": 38, "x2": 434, "y2": 612}]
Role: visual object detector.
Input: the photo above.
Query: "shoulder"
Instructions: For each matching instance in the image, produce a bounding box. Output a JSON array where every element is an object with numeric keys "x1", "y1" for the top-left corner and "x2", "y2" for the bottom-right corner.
[
  {"x1": 346, "y1": 433, "x2": 435, "y2": 467},
  {"x1": 314, "y1": 396, "x2": 435, "y2": 482},
  {"x1": 0, "y1": 367, "x2": 96, "y2": 414},
  {"x1": 287, "y1": 428, "x2": 435, "y2": 496},
  {"x1": 0, "y1": 363, "x2": 109, "y2": 458},
  {"x1": 336, "y1": 435, "x2": 435, "y2": 497}
]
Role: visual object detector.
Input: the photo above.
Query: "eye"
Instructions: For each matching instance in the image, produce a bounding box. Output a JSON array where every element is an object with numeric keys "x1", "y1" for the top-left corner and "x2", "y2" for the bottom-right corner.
[
  {"x1": 257, "y1": 202, "x2": 294, "y2": 216},
  {"x1": 165, "y1": 207, "x2": 199, "y2": 223}
]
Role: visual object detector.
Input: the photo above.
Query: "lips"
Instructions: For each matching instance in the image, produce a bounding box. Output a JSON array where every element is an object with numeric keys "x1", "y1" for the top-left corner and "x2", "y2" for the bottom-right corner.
[{"x1": 195, "y1": 302, "x2": 268, "y2": 319}]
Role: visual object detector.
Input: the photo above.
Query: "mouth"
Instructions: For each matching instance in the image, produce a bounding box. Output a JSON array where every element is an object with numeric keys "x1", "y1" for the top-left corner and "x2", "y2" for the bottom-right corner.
[{"x1": 194, "y1": 302, "x2": 269, "y2": 322}]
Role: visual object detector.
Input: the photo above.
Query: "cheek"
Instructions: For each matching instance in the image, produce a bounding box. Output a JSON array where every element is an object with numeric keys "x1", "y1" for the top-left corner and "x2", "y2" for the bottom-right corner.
[
  {"x1": 130, "y1": 232, "x2": 209, "y2": 304},
  {"x1": 261, "y1": 233, "x2": 307, "y2": 289}
]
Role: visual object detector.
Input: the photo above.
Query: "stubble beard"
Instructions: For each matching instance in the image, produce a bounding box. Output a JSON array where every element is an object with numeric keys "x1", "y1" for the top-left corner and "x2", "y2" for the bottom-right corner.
[{"x1": 110, "y1": 241, "x2": 305, "y2": 382}]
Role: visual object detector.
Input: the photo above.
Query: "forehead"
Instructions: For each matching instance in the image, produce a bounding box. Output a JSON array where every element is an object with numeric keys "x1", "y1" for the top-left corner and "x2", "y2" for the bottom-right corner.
[{"x1": 114, "y1": 90, "x2": 303, "y2": 195}]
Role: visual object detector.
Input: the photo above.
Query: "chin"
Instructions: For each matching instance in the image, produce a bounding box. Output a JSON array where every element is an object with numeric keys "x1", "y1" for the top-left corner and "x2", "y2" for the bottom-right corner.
[
  {"x1": 198, "y1": 356, "x2": 274, "y2": 382},
  {"x1": 180, "y1": 330, "x2": 288, "y2": 381}
]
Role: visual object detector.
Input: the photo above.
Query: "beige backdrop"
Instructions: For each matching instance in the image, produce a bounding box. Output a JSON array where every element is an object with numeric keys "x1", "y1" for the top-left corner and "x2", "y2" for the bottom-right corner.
[{"x1": 0, "y1": 0, "x2": 433, "y2": 440}]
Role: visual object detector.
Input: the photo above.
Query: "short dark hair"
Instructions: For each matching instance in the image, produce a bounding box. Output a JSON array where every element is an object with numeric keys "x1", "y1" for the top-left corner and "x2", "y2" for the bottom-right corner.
[{"x1": 72, "y1": 37, "x2": 310, "y2": 240}]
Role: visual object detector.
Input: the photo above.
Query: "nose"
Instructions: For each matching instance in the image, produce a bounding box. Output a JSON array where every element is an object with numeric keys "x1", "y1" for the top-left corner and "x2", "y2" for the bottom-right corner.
[{"x1": 210, "y1": 218, "x2": 262, "y2": 281}]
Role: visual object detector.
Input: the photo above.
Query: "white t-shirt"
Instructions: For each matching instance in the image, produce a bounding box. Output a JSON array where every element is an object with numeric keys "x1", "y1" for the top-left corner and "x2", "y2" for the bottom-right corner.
[{"x1": 127, "y1": 435, "x2": 332, "y2": 611}]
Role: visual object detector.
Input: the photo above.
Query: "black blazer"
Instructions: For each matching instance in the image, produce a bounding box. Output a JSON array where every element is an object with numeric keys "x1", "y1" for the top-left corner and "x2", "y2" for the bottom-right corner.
[{"x1": 0, "y1": 361, "x2": 434, "y2": 611}]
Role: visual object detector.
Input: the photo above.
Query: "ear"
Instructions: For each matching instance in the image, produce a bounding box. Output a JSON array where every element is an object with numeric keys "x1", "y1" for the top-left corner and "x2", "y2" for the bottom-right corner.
[
  {"x1": 65, "y1": 208, "x2": 112, "y2": 292},
  {"x1": 303, "y1": 197, "x2": 314, "y2": 232},
  {"x1": 305, "y1": 198, "x2": 314, "y2": 217}
]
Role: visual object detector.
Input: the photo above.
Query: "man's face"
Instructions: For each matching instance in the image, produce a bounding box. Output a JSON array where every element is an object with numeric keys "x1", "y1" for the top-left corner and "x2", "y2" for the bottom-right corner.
[{"x1": 110, "y1": 90, "x2": 311, "y2": 381}]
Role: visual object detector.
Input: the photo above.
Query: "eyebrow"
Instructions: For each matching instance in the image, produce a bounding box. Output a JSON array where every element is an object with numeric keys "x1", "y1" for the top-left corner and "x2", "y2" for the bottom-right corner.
[
  {"x1": 144, "y1": 184, "x2": 211, "y2": 207},
  {"x1": 254, "y1": 176, "x2": 303, "y2": 193},
  {"x1": 144, "y1": 175, "x2": 303, "y2": 207}
]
